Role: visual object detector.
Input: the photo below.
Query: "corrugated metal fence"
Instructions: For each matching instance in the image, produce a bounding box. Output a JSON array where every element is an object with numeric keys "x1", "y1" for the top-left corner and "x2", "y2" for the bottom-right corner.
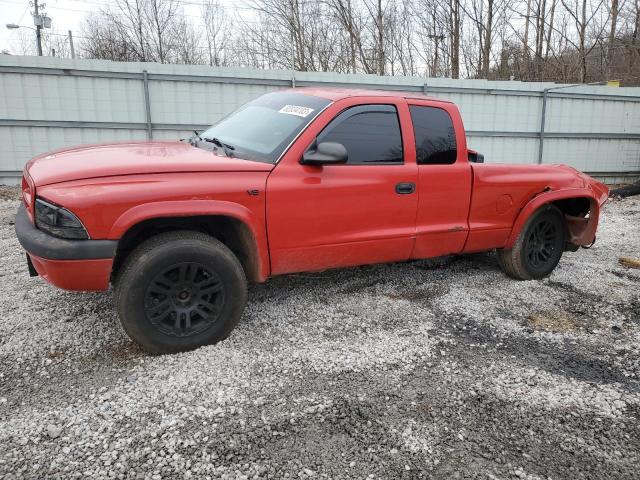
[{"x1": 1, "y1": 55, "x2": 640, "y2": 184}]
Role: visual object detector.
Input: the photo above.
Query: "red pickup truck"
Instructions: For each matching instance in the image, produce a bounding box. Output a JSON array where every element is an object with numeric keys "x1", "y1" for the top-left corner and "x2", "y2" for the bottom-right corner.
[{"x1": 16, "y1": 88, "x2": 609, "y2": 353}]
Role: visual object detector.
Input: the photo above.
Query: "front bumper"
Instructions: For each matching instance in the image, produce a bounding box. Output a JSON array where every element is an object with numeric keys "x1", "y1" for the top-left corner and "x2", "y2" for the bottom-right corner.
[{"x1": 14, "y1": 204, "x2": 116, "y2": 291}]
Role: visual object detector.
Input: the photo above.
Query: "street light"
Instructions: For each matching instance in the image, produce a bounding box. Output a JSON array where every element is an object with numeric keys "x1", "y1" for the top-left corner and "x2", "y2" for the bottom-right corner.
[
  {"x1": 6, "y1": 23, "x2": 42, "y2": 55},
  {"x1": 5, "y1": 23, "x2": 75, "y2": 58},
  {"x1": 6, "y1": 0, "x2": 51, "y2": 57}
]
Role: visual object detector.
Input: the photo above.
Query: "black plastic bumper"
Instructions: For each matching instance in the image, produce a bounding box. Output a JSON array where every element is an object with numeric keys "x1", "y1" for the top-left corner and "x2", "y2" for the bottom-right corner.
[{"x1": 14, "y1": 204, "x2": 117, "y2": 260}]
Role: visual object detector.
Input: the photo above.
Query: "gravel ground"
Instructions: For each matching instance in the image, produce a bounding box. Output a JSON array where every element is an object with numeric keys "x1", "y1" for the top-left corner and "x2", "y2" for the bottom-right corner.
[{"x1": 0, "y1": 184, "x2": 639, "y2": 479}]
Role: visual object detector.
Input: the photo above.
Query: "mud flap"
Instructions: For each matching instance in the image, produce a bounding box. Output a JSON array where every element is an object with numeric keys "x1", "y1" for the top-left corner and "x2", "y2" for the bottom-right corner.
[{"x1": 26, "y1": 254, "x2": 38, "y2": 277}]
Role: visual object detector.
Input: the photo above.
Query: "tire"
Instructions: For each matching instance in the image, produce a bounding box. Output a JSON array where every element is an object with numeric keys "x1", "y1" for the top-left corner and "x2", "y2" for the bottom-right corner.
[
  {"x1": 497, "y1": 205, "x2": 565, "y2": 280},
  {"x1": 115, "y1": 231, "x2": 247, "y2": 354}
]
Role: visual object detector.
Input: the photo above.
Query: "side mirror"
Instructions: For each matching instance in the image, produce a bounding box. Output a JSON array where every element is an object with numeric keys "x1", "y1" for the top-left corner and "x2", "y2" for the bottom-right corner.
[{"x1": 301, "y1": 141, "x2": 348, "y2": 165}]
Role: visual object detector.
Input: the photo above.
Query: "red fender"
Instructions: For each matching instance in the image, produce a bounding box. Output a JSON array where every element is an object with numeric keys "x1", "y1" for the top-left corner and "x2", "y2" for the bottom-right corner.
[
  {"x1": 504, "y1": 188, "x2": 603, "y2": 249},
  {"x1": 109, "y1": 200, "x2": 270, "y2": 281}
]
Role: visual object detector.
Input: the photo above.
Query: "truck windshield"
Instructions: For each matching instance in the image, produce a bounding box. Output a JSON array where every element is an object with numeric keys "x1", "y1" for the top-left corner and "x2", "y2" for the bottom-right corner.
[{"x1": 199, "y1": 91, "x2": 331, "y2": 164}]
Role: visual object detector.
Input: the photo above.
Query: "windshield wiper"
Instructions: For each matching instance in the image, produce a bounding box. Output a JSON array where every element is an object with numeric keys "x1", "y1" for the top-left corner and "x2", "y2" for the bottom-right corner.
[
  {"x1": 181, "y1": 130, "x2": 203, "y2": 147},
  {"x1": 203, "y1": 137, "x2": 235, "y2": 157}
]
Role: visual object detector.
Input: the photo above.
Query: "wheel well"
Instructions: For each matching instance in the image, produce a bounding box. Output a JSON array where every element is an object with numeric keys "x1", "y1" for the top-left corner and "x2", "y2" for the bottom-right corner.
[
  {"x1": 552, "y1": 197, "x2": 591, "y2": 217},
  {"x1": 111, "y1": 216, "x2": 260, "y2": 283},
  {"x1": 550, "y1": 196, "x2": 597, "y2": 247}
]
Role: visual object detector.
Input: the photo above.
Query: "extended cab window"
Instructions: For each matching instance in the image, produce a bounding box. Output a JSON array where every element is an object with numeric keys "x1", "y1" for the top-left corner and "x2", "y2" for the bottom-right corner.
[
  {"x1": 318, "y1": 105, "x2": 403, "y2": 164},
  {"x1": 410, "y1": 106, "x2": 457, "y2": 165}
]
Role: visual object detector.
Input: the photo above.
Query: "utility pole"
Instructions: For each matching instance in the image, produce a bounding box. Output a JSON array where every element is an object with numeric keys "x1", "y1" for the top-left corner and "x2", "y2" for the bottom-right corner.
[
  {"x1": 376, "y1": 0, "x2": 384, "y2": 76},
  {"x1": 427, "y1": 33, "x2": 445, "y2": 77},
  {"x1": 33, "y1": 0, "x2": 43, "y2": 56},
  {"x1": 68, "y1": 30, "x2": 75, "y2": 58}
]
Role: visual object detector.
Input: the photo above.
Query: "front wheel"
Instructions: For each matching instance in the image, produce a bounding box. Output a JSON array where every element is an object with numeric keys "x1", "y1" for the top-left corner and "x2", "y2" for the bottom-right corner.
[
  {"x1": 115, "y1": 231, "x2": 247, "y2": 354},
  {"x1": 497, "y1": 205, "x2": 566, "y2": 280}
]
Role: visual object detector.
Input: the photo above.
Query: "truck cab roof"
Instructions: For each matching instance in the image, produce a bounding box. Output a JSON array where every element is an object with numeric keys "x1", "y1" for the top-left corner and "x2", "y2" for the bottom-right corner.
[{"x1": 290, "y1": 87, "x2": 450, "y2": 104}]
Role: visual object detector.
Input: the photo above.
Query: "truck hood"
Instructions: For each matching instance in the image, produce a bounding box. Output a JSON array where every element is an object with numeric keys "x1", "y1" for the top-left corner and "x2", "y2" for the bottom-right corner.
[{"x1": 25, "y1": 141, "x2": 274, "y2": 186}]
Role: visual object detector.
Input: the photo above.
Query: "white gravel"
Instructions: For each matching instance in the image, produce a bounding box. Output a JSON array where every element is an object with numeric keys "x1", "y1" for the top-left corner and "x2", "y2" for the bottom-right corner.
[{"x1": 0, "y1": 186, "x2": 638, "y2": 479}]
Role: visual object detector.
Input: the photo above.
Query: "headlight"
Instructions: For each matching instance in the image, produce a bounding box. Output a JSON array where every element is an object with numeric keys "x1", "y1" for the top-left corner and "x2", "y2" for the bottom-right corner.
[{"x1": 35, "y1": 198, "x2": 89, "y2": 239}]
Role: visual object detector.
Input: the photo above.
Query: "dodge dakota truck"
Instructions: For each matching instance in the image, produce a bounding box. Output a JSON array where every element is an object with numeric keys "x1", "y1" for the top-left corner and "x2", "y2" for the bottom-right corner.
[{"x1": 15, "y1": 88, "x2": 609, "y2": 353}]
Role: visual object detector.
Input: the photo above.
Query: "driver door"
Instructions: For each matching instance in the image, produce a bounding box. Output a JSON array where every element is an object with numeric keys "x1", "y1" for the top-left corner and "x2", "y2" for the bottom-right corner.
[{"x1": 266, "y1": 99, "x2": 418, "y2": 275}]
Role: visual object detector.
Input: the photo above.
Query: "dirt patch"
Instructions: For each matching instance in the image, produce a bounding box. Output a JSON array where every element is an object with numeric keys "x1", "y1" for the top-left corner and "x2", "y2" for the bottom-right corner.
[
  {"x1": 46, "y1": 346, "x2": 70, "y2": 359},
  {"x1": 526, "y1": 309, "x2": 581, "y2": 332},
  {"x1": 107, "y1": 341, "x2": 146, "y2": 360}
]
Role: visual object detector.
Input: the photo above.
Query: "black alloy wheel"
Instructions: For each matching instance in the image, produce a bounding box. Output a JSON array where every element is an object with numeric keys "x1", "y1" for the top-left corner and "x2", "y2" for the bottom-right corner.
[
  {"x1": 144, "y1": 262, "x2": 225, "y2": 338},
  {"x1": 497, "y1": 205, "x2": 566, "y2": 280},
  {"x1": 523, "y1": 219, "x2": 559, "y2": 270},
  {"x1": 115, "y1": 231, "x2": 247, "y2": 354}
]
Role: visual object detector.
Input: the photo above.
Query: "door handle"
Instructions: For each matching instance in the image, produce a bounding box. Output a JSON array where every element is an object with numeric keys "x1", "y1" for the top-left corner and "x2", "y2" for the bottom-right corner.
[{"x1": 395, "y1": 182, "x2": 416, "y2": 194}]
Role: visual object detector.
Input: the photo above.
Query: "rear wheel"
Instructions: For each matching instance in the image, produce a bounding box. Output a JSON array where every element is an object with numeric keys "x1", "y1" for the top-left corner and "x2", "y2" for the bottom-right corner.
[
  {"x1": 115, "y1": 231, "x2": 247, "y2": 354},
  {"x1": 497, "y1": 205, "x2": 565, "y2": 280}
]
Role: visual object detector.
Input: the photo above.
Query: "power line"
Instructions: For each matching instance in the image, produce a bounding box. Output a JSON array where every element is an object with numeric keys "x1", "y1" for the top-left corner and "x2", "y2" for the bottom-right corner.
[
  {"x1": 69, "y1": 0, "x2": 258, "y2": 10},
  {"x1": 0, "y1": 0, "x2": 269, "y2": 25},
  {"x1": 1, "y1": 0, "x2": 345, "y2": 23}
]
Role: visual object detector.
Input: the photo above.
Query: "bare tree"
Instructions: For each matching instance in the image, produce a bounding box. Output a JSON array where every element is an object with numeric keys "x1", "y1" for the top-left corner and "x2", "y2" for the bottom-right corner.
[
  {"x1": 113, "y1": 0, "x2": 149, "y2": 61},
  {"x1": 202, "y1": 0, "x2": 232, "y2": 66},
  {"x1": 146, "y1": 0, "x2": 179, "y2": 63},
  {"x1": 606, "y1": 0, "x2": 620, "y2": 76},
  {"x1": 68, "y1": 0, "x2": 636, "y2": 85},
  {"x1": 544, "y1": 0, "x2": 558, "y2": 61},
  {"x1": 173, "y1": 16, "x2": 205, "y2": 65},
  {"x1": 523, "y1": 0, "x2": 532, "y2": 75},
  {"x1": 559, "y1": 0, "x2": 607, "y2": 81},
  {"x1": 326, "y1": 0, "x2": 360, "y2": 73},
  {"x1": 482, "y1": 0, "x2": 496, "y2": 75},
  {"x1": 373, "y1": 0, "x2": 386, "y2": 74},
  {"x1": 450, "y1": 0, "x2": 462, "y2": 78}
]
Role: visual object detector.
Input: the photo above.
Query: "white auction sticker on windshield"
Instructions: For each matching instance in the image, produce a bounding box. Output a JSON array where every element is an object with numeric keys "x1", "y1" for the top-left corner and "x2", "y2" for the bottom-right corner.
[{"x1": 278, "y1": 105, "x2": 314, "y2": 117}]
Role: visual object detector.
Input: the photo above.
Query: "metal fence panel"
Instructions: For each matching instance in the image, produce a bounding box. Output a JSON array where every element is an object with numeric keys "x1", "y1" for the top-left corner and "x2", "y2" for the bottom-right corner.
[
  {"x1": 465, "y1": 136, "x2": 539, "y2": 165},
  {"x1": 1, "y1": 55, "x2": 639, "y2": 184}
]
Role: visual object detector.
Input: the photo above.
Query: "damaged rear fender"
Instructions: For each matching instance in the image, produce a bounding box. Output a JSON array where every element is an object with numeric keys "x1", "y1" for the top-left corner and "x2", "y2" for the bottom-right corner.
[{"x1": 505, "y1": 188, "x2": 607, "y2": 250}]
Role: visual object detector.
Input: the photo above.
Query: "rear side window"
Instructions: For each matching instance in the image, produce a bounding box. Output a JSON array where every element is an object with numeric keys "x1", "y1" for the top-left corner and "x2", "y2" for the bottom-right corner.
[
  {"x1": 318, "y1": 105, "x2": 403, "y2": 164},
  {"x1": 409, "y1": 106, "x2": 457, "y2": 165}
]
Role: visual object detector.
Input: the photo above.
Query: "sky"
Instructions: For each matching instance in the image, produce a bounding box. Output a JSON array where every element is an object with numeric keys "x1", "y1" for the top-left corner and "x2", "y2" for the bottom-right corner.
[
  {"x1": 0, "y1": 0, "x2": 250, "y2": 55},
  {"x1": 2, "y1": 0, "x2": 97, "y2": 51}
]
